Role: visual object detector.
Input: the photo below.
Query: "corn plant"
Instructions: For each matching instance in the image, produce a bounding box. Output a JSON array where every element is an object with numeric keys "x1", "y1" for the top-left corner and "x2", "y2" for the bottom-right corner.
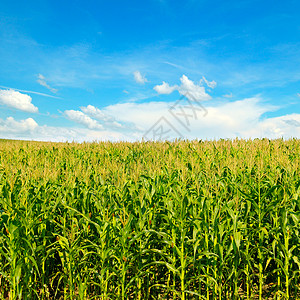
[{"x1": 0, "y1": 138, "x2": 300, "y2": 299}]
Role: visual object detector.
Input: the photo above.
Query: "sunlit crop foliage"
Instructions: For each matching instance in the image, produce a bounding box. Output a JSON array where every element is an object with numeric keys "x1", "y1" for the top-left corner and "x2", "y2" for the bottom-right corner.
[{"x1": 0, "y1": 138, "x2": 300, "y2": 299}]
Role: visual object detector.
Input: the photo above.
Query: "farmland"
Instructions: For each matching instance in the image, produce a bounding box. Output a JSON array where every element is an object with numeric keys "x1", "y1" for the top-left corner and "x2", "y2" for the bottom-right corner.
[{"x1": 0, "y1": 138, "x2": 300, "y2": 299}]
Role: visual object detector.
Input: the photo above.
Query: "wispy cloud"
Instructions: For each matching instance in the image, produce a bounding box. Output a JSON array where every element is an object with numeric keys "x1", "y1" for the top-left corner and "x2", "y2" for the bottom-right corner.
[
  {"x1": 200, "y1": 76, "x2": 217, "y2": 89},
  {"x1": 133, "y1": 70, "x2": 148, "y2": 84},
  {"x1": 37, "y1": 74, "x2": 58, "y2": 93},
  {"x1": 163, "y1": 61, "x2": 185, "y2": 70},
  {"x1": 1, "y1": 28, "x2": 300, "y2": 99},
  {"x1": 0, "y1": 85, "x2": 61, "y2": 99},
  {"x1": 223, "y1": 93, "x2": 233, "y2": 98}
]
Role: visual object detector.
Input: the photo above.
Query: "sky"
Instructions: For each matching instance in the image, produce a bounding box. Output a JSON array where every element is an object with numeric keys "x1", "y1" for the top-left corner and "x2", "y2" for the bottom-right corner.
[{"x1": 0, "y1": 0, "x2": 300, "y2": 142}]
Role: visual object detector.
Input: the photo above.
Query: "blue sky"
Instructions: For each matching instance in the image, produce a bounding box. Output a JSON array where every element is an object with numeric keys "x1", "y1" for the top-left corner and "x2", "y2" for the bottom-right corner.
[{"x1": 0, "y1": 0, "x2": 300, "y2": 141}]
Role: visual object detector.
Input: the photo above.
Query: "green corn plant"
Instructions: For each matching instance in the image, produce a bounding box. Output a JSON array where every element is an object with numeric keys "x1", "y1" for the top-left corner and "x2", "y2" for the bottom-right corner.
[{"x1": 0, "y1": 138, "x2": 300, "y2": 298}]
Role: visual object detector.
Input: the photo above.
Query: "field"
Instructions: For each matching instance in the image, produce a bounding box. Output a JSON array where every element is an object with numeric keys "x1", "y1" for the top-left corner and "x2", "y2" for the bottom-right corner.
[{"x1": 0, "y1": 138, "x2": 300, "y2": 299}]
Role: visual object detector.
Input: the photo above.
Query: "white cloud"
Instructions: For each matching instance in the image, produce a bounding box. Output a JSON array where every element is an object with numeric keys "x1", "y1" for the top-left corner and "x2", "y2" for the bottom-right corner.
[
  {"x1": 200, "y1": 76, "x2": 217, "y2": 89},
  {"x1": 2, "y1": 98, "x2": 300, "y2": 142},
  {"x1": 34, "y1": 126, "x2": 132, "y2": 142},
  {"x1": 81, "y1": 105, "x2": 113, "y2": 122},
  {"x1": 297, "y1": 93, "x2": 300, "y2": 97},
  {"x1": 0, "y1": 117, "x2": 38, "y2": 133},
  {"x1": 133, "y1": 70, "x2": 147, "y2": 84},
  {"x1": 37, "y1": 74, "x2": 58, "y2": 93},
  {"x1": 153, "y1": 75, "x2": 212, "y2": 101},
  {"x1": 223, "y1": 93, "x2": 233, "y2": 98},
  {"x1": 284, "y1": 118, "x2": 300, "y2": 127},
  {"x1": 64, "y1": 110, "x2": 103, "y2": 130},
  {"x1": 103, "y1": 97, "x2": 300, "y2": 140},
  {"x1": 0, "y1": 116, "x2": 136, "y2": 142},
  {"x1": 0, "y1": 85, "x2": 61, "y2": 99},
  {"x1": 178, "y1": 75, "x2": 212, "y2": 101},
  {"x1": 64, "y1": 106, "x2": 129, "y2": 132},
  {"x1": 81, "y1": 105, "x2": 124, "y2": 128},
  {"x1": 104, "y1": 101, "x2": 170, "y2": 130},
  {"x1": 74, "y1": 99, "x2": 298, "y2": 141},
  {"x1": 153, "y1": 81, "x2": 177, "y2": 94},
  {"x1": 242, "y1": 113, "x2": 300, "y2": 139},
  {"x1": 0, "y1": 89, "x2": 38, "y2": 113}
]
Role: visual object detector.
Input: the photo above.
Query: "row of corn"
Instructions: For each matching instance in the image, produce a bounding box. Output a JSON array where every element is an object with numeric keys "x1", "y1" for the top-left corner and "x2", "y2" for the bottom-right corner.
[{"x1": 0, "y1": 138, "x2": 299, "y2": 299}]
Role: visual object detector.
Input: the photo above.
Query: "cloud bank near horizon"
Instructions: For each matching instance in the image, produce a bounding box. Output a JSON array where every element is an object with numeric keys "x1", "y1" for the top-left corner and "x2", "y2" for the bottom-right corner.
[{"x1": 1, "y1": 89, "x2": 299, "y2": 142}]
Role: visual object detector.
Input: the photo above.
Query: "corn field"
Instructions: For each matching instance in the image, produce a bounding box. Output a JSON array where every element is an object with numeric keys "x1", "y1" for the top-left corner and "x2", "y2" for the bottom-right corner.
[{"x1": 0, "y1": 138, "x2": 300, "y2": 299}]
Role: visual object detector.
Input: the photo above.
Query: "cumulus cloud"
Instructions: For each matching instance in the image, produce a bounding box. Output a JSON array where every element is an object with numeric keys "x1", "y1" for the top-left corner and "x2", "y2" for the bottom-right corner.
[
  {"x1": 34, "y1": 126, "x2": 133, "y2": 142},
  {"x1": 0, "y1": 117, "x2": 38, "y2": 133},
  {"x1": 178, "y1": 75, "x2": 212, "y2": 101},
  {"x1": 64, "y1": 106, "x2": 128, "y2": 132},
  {"x1": 0, "y1": 89, "x2": 38, "y2": 113},
  {"x1": 37, "y1": 74, "x2": 58, "y2": 93},
  {"x1": 62, "y1": 99, "x2": 299, "y2": 141},
  {"x1": 81, "y1": 105, "x2": 124, "y2": 128},
  {"x1": 2, "y1": 97, "x2": 300, "y2": 142},
  {"x1": 103, "y1": 96, "x2": 300, "y2": 140},
  {"x1": 0, "y1": 116, "x2": 135, "y2": 142},
  {"x1": 81, "y1": 105, "x2": 113, "y2": 122},
  {"x1": 64, "y1": 110, "x2": 103, "y2": 130},
  {"x1": 153, "y1": 81, "x2": 177, "y2": 94},
  {"x1": 133, "y1": 70, "x2": 147, "y2": 84},
  {"x1": 153, "y1": 75, "x2": 212, "y2": 101}
]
